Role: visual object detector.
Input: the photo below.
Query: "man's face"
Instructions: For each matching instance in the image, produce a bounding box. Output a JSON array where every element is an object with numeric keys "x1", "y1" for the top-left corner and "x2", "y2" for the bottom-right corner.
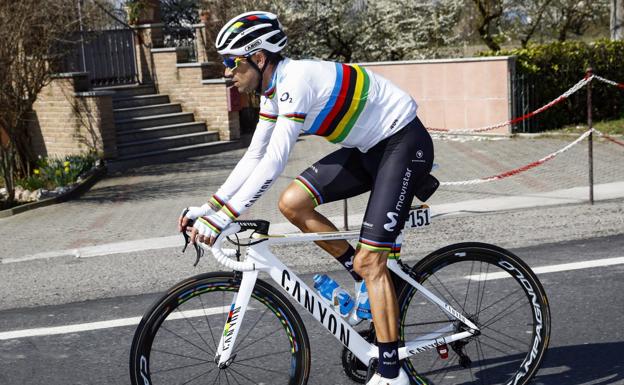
[{"x1": 224, "y1": 56, "x2": 261, "y2": 93}]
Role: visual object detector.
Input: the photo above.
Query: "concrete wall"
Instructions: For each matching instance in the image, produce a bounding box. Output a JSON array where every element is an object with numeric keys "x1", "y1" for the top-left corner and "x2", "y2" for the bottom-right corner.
[{"x1": 362, "y1": 56, "x2": 514, "y2": 134}]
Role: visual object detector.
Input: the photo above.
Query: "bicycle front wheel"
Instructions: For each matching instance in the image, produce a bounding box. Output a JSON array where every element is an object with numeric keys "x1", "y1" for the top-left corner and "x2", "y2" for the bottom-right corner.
[
  {"x1": 398, "y1": 242, "x2": 550, "y2": 385},
  {"x1": 130, "y1": 272, "x2": 311, "y2": 385}
]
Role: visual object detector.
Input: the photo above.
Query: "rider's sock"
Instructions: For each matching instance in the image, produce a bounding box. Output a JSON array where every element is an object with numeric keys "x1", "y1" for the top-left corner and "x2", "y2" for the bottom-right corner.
[
  {"x1": 336, "y1": 246, "x2": 362, "y2": 281},
  {"x1": 377, "y1": 341, "x2": 400, "y2": 379}
]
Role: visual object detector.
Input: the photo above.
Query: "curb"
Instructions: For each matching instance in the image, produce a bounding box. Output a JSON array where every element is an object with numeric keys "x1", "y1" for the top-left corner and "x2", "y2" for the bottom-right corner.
[{"x1": 0, "y1": 166, "x2": 107, "y2": 218}]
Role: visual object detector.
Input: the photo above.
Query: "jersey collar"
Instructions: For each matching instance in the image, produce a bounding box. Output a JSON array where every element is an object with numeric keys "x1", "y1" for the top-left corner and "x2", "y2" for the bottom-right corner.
[{"x1": 262, "y1": 58, "x2": 286, "y2": 99}]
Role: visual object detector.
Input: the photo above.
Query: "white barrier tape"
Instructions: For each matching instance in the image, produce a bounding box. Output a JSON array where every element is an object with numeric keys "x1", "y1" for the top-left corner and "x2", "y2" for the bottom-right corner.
[
  {"x1": 593, "y1": 128, "x2": 624, "y2": 147},
  {"x1": 593, "y1": 75, "x2": 624, "y2": 89},
  {"x1": 440, "y1": 129, "x2": 594, "y2": 186}
]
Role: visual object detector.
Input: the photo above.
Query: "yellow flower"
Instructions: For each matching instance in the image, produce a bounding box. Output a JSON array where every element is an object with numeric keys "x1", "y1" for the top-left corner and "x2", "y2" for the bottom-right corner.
[
  {"x1": 34, "y1": 169, "x2": 40, "y2": 175},
  {"x1": 64, "y1": 166, "x2": 70, "y2": 173},
  {"x1": 55, "y1": 169, "x2": 62, "y2": 176},
  {"x1": 63, "y1": 161, "x2": 70, "y2": 167}
]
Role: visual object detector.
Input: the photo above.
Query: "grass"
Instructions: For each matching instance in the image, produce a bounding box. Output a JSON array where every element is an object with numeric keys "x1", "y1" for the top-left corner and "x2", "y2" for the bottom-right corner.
[{"x1": 549, "y1": 117, "x2": 624, "y2": 136}]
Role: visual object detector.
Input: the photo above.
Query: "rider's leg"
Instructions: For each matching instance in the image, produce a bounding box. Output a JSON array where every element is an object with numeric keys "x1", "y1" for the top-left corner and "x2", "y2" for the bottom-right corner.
[
  {"x1": 352, "y1": 248, "x2": 398, "y2": 341},
  {"x1": 279, "y1": 182, "x2": 350, "y2": 257},
  {"x1": 353, "y1": 247, "x2": 401, "y2": 379}
]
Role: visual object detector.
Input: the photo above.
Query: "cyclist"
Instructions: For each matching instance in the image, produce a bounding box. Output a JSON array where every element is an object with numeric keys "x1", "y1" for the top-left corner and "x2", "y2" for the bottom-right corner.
[{"x1": 178, "y1": 11, "x2": 434, "y2": 385}]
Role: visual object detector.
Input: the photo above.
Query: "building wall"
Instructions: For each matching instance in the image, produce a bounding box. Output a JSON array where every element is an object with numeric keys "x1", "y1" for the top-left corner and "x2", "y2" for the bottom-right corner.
[
  {"x1": 362, "y1": 57, "x2": 513, "y2": 134},
  {"x1": 29, "y1": 74, "x2": 117, "y2": 159},
  {"x1": 151, "y1": 48, "x2": 239, "y2": 141}
]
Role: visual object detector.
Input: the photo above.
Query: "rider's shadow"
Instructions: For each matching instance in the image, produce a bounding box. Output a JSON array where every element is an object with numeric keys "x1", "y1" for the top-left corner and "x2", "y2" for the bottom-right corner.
[
  {"x1": 534, "y1": 342, "x2": 624, "y2": 385},
  {"x1": 464, "y1": 341, "x2": 624, "y2": 385}
]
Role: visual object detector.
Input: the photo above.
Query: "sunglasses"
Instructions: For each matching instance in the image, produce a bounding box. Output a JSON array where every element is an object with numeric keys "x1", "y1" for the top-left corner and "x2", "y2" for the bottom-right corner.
[{"x1": 222, "y1": 56, "x2": 246, "y2": 70}]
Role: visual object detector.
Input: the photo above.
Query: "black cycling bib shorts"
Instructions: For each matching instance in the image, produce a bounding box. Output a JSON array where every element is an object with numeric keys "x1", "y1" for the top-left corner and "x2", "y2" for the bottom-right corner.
[{"x1": 295, "y1": 117, "x2": 434, "y2": 257}]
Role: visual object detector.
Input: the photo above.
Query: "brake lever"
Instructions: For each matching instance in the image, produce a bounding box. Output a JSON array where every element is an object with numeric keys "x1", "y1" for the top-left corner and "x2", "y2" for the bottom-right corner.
[
  {"x1": 180, "y1": 208, "x2": 204, "y2": 266},
  {"x1": 181, "y1": 208, "x2": 193, "y2": 253},
  {"x1": 192, "y1": 242, "x2": 204, "y2": 267}
]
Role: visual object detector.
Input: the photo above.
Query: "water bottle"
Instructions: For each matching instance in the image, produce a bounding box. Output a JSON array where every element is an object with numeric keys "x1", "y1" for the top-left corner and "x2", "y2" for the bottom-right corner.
[
  {"x1": 313, "y1": 274, "x2": 355, "y2": 317},
  {"x1": 349, "y1": 281, "x2": 372, "y2": 326}
]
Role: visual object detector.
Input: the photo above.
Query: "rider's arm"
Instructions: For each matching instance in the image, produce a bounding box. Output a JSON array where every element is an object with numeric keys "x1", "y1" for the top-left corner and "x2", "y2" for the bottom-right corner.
[
  {"x1": 209, "y1": 98, "x2": 278, "y2": 209},
  {"x1": 217, "y1": 76, "x2": 312, "y2": 219},
  {"x1": 218, "y1": 116, "x2": 302, "y2": 219}
]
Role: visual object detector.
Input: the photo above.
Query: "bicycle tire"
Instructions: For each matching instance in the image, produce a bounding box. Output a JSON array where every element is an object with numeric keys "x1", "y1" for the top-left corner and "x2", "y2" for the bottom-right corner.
[
  {"x1": 130, "y1": 271, "x2": 311, "y2": 385},
  {"x1": 397, "y1": 242, "x2": 550, "y2": 385}
]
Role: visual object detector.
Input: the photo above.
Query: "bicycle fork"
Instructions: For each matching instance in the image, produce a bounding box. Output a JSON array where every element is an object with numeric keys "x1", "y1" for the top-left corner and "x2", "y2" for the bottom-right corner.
[{"x1": 214, "y1": 270, "x2": 258, "y2": 367}]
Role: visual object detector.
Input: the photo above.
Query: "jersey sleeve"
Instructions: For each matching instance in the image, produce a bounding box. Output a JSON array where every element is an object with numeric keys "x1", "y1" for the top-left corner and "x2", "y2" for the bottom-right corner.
[
  {"x1": 212, "y1": 96, "x2": 277, "y2": 204},
  {"x1": 220, "y1": 77, "x2": 313, "y2": 219}
]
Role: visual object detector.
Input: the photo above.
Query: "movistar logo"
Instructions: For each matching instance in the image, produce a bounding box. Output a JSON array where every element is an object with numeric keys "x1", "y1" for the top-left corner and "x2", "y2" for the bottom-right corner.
[
  {"x1": 383, "y1": 350, "x2": 397, "y2": 359},
  {"x1": 384, "y1": 212, "x2": 399, "y2": 232}
]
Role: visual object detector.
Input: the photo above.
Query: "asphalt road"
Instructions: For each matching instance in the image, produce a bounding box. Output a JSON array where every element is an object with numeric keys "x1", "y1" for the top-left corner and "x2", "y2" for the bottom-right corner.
[{"x1": 0, "y1": 234, "x2": 623, "y2": 385}]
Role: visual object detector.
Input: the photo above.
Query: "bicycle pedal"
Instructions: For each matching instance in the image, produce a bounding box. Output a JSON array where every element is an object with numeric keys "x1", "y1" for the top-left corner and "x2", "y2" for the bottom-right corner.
[{"x1": 437, "y1": 343, "x2": 449, "y2": 359}]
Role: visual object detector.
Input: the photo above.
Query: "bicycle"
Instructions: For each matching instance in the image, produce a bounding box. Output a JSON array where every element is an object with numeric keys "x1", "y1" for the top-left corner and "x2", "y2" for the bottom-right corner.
[{"x1": 130, "y1": 197, "x2": 550, "y2": 385}]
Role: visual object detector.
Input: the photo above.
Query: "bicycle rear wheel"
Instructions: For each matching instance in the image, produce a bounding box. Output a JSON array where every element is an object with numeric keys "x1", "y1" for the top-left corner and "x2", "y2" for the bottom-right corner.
[
  {"x1": 130, "y1": 272, "x2": 311, "y2": 385},
  {"x1": 398, "y1": 242, "x2": 550, "y2": 385}
]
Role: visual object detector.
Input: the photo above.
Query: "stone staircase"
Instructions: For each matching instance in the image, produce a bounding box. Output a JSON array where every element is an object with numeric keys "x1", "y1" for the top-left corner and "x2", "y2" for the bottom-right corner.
[{"x1": 103, "y1": 84, "x2": 238, "y2": 170}]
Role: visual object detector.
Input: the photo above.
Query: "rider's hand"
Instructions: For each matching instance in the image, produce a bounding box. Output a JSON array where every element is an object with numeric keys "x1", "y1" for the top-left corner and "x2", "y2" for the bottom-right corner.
[
  {"x1": 178, "y1": 203, "x2": 214, "y2": 233},
  {"x1": 191, "y1": 210, "x2": 232, "y2": 246}
]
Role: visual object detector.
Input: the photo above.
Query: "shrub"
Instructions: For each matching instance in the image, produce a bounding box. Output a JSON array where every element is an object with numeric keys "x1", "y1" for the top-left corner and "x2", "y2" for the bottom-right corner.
[
  {"x1": 483, "y1": 40, "x2": 624, "y2": 132},
  {"x1": 16, "y1": 153, "x2": 97, "y2": 191}
]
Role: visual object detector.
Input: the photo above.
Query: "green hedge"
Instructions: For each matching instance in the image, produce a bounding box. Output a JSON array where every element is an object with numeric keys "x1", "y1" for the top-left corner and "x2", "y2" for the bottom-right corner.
[{"x1": 483, "y1": 40, "x2": 624, "y2": 132}]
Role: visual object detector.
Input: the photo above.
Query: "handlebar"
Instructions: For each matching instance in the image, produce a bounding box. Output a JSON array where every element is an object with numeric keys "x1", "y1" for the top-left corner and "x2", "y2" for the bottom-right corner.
[
  {"x1": 181, "y1": 217, "x2": 270, "y2": 271},
  {"x1": 197, "y1": 223, "x2": 257, "y2": 271}
]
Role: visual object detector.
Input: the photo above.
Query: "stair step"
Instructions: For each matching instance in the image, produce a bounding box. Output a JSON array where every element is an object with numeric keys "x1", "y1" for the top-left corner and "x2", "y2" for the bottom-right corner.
[
  {"x1": 108, "y1": 141, "x2": 242, "y2": 171},
  {"x1": 117, "y1": 131, "x2": 220, "y2": 156},
  {"x1": 114, "y1": 103, "x2": 182, "y2": 119},
  {"x1": 96, "y1": 84, "x2": 156, "y2": 98},
  {"x1": 113, "y1": 94, "x2": 170, "y2": 109},
  {"x1": 115, "y1": 112, "x2": 195, "y2": 130},
  {"x1": 116, "y1": 121, "x2": 208, "y2": 142}
]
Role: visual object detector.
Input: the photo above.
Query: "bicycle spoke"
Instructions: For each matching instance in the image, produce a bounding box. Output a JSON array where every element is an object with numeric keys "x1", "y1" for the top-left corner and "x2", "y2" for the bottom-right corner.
[
  {"x1": 429, "y1": 274, "x2": 469, "y2": 316},
  {"x1": 475, "y1": 288, "x2": 525, "y2": 320},
  {"x1": 152, "y1": 348, "x2": 212, "y2": 363},
  {"x1": 227, "y1": 369, "x2": 244, "y2": 385},
  {"x1": 233, "y1": 360, "x2": 292, "y2": 376},
  {"x1": 481, "y1": 324, "x2": 531, "y2": 350},
  {"x1": 176, "y1": 306, "x2": 216, "y2": 356},
  {"x1": 429, "y1": 354, "x2": 459, "y2": 384},
  {"x1": 152, "y1": 360, "x2": 212, "y2": 375},
  {"x1": 476, "y1": 338, "x2": 490, "y2": 385},
  {"x1": 234, "y1": 324, "x2": 284, "y2": 353},
  {"x1": 211, "y1": 369, "x2": 221, "y2": 385},
  {"x1": 480, "y1": 332, "x2": 526, "y2": 355},
  {"x1": 463, "y1": 260, "x2": 476, "y2": 310},
  {"x1": 476, "y1": 263, "x2": 491, "y2": 316},
  {"x1": 223, "y1": 367, "x2": 233, "y2": 385},
  {"x1": 230, "y1": 306, "x2": 268, "y2": 352},
  {"x1": 232, "y1": 349, "x2": 292, "y2": 363},
  {"x1": 403, "y1": 319, "x2": 454, "y2": 328},
  {"x1": 199, "y1": 290, "x2": 220, "y2": 349},
  {"x1": 480, "y1": 298, "x2": 528, "y2": 329},
  {"x1": 178, "y1": 365, "x2": 219, "y2": 385},
  {"x1": 160, "y1": 325, "x2": 214, "y2": 356},
  {"x1": 226, "y1": 365, "x2": 261, "y2": 384}
]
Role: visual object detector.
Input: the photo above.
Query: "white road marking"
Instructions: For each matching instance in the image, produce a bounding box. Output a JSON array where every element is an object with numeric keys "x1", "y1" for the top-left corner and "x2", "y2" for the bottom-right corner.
[
  {"x1": 0, "y1": 306, "x2": 234, "y2": 341},
  {"x1": 466, "y1": 256, "x2": 624, "y2": 281},
  {"x1": 2, "y1": 256, "x2": 623, "y2": 341}
]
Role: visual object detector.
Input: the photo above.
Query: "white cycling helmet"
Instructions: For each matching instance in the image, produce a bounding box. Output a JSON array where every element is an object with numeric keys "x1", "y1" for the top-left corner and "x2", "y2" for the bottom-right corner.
[{"x1": 215, "y1": 11, "x2": 287, "y2": 57}]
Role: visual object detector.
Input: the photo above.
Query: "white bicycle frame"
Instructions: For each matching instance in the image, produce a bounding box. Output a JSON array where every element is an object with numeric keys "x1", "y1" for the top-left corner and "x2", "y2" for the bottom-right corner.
[{"x1": 201, "y1": 205, "x2": 480, "y2": 368}]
